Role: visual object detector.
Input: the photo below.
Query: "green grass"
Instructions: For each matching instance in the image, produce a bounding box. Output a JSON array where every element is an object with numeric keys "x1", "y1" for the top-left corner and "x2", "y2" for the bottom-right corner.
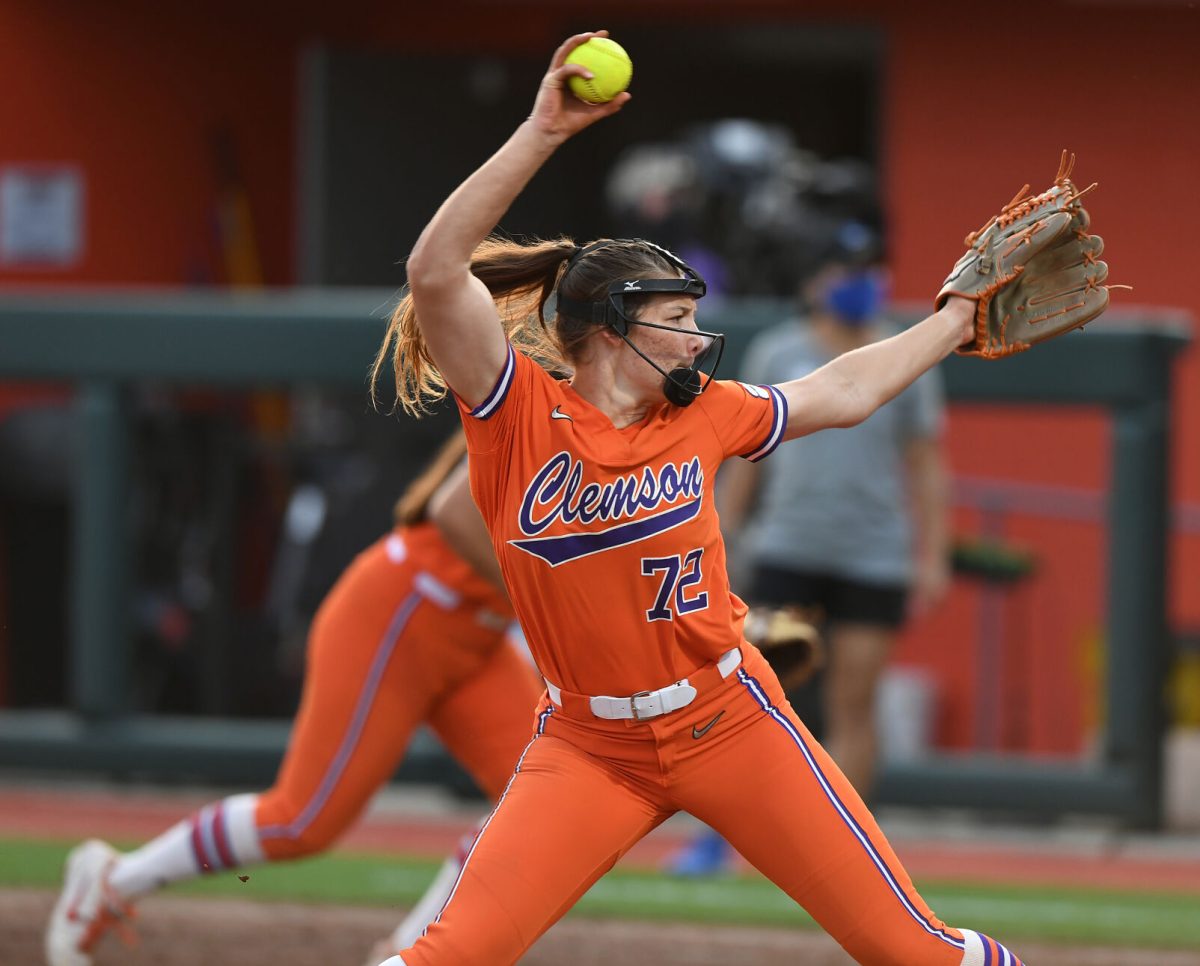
[{"x1": 8, "y1": 837, "x2": 1199, "y2": 950}]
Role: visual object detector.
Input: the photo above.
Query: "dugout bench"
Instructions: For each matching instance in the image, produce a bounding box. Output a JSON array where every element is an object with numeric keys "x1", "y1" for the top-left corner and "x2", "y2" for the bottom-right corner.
[{"x1": 0, "y1": 290, "x2": 1188, "y2": 827}]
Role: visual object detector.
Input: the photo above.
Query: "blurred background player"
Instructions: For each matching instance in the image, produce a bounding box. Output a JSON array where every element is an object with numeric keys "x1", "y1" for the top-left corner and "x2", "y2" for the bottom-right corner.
[
  {"x1": 43, "y1": 430, "x2": 543, "y2": 966},
  {"x1": 668, "y1": 243, "x2": 951, "y2": 875}
]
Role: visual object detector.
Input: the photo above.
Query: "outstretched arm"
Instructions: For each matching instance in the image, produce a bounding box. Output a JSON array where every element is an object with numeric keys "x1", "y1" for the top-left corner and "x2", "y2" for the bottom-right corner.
[
  {"x1": 405, "y1": 31, "x2": 630, "y2": 408},
  {"x1": 776, "y1": 298, "x2": 973, "y2": 441}
]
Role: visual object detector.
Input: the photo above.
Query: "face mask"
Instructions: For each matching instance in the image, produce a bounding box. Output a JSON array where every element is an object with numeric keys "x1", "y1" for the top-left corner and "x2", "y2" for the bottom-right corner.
[{"x1": 555, "y1": 240, "x2": 726, "y2": 407}]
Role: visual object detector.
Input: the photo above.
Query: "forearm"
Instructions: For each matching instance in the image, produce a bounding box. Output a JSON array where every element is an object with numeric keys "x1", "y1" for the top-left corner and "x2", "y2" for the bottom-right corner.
[
  {"x1": 779, "y1": 300, "x2": 972, "y2": 440},
  {"x1": 782, "y1": 300, "x2": 969, "y2": 439},
  {"x1": 408, "y1": 122, "x2": 561, "y2": 286},
  {"x1": 824, "y1": 301, "x2": 971, "y2": 425}
]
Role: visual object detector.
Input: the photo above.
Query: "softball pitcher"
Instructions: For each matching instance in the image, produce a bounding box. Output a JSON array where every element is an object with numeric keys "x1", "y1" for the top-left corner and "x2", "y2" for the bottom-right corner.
[
  {"x1": 369, "y1": 31, "x2": 1036, "y2": 966},
  {"x1": 44, "y1": 431, "x2": 544, "y2": 966}
]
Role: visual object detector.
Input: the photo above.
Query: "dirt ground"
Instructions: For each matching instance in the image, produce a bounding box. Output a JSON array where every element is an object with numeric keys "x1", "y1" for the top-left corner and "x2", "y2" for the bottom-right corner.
[{"x1": 8, "y1": 889, "x2": 1200, "y2": 966}]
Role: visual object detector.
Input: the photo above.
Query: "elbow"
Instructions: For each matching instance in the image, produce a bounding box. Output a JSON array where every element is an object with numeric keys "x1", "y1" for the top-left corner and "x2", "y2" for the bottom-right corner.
[
  {"x1": 831, "y1": 377, "x2": 876, "y2": 429},
  {"x1": 832, "y1": 409, "x2": 869, "y2": 430},
  {"x1": 405, "y1": 244, "x2": 442, "y2": 293},
  {"x1": 406, "y1": 238, "x2": 464, "y2": 295},
  {"x1": 841, "y1": 394, "x2": 879, "y2": 428}
]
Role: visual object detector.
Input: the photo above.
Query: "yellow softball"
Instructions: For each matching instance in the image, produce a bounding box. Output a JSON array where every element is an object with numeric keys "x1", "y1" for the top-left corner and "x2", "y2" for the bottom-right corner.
[{"x1": 564, "y1": 37, "x2": 632, "y2": 104}]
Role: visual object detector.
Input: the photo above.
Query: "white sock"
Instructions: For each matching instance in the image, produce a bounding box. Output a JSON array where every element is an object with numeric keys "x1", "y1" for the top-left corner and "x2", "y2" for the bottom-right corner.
[
  {"x1": 959, "y1": 929, "x2": 1019, "y2": 965},
  {"x1": 958, "y1": 929, "x2": 986, "y2": 966},
  {"x1": 108, "y1": 793, "x2": 264, "y2": 900},
  {"x1": 388, "y1": 827, "x2": 473, "y2": 950}
]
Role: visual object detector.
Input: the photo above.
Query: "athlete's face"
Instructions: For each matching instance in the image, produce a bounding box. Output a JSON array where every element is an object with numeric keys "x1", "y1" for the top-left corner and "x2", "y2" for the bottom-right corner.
[{"x1": 623, "y1": 294, "x2": 709, "y2": 398}]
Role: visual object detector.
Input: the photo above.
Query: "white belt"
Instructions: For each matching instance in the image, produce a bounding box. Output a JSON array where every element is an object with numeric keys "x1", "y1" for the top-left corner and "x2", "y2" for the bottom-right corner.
[{"x1": 545, "y1": 647, "x2": 742, "y2": 721}]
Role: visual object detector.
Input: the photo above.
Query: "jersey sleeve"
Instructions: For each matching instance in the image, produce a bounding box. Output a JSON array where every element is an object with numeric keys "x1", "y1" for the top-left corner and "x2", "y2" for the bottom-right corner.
[
  {"x1": 451, "y1": 345, "x2": 551, "y2": 524},
  {"x1": 452, "y1": 343, "x2": 541, "y2": 454},
  {"x1": 696, "y1": 378, "x2": 788, "y2": 463}
]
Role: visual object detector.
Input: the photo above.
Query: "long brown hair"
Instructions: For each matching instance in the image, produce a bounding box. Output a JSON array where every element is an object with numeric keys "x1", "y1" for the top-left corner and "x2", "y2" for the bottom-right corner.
[
  {"x1": 371, "y1": 236, "x2": 683, "y2": 416},
  {"x1": 392, "y1": 429, "x2": 469, "y2": 526}
]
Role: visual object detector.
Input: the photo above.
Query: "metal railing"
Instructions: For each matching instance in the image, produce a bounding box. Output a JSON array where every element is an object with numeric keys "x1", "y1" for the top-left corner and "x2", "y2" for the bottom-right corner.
[{"x1": 0, "y1": 289, "x2": 1189, "y2": 825}]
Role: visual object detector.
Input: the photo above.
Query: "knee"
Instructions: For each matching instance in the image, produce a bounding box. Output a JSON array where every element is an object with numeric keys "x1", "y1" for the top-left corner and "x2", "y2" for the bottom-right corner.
[
  {"x1": 261, "y1": 822, "x2": 337, "y2": 859},
  {"x1": 256, "y1": 788, "x2": 347, "y2": 859}
]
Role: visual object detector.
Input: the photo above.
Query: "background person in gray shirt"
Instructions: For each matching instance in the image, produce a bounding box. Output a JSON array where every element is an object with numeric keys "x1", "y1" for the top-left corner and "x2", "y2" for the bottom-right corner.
[
  {"x1": 727, "y1": 259, "x2": 951, "y2": 795},
  {"x1": 667, "y1": 255, "x2": 951, "y2": 877}
]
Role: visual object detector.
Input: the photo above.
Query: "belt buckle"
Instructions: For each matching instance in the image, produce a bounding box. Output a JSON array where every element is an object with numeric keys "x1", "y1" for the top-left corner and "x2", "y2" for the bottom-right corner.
[{"x1": 629, "y1": 690, "x2": 655, "y2": 721}]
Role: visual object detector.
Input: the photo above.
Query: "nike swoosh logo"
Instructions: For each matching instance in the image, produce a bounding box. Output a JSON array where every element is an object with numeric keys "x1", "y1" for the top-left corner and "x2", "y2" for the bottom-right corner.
[
  {"x1": 691, "y1": 710, "x2": 725, "y2": 740},
  {"x1": 551, "y1": 406, "x2": 572, "y2": 421}
]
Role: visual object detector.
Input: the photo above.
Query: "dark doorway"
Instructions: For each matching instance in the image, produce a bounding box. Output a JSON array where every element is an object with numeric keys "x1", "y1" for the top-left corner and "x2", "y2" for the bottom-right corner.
[{"x1": 298, "y1": 22, "x2": 881, "y2": 292}]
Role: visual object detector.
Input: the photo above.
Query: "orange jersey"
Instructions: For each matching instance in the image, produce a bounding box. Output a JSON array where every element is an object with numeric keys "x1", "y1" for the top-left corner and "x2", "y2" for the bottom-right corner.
[
  {"x1": 457, "y1": 345, "x2": 786, "y2": 696},
  {"x1": 394, "y1": 521, "x2": 514, "y2": 626}
]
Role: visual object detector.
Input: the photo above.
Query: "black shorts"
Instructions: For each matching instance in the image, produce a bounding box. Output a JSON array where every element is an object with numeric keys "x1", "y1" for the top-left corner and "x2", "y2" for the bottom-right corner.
[{"x1": 749, "y1": 562, "x2": 908, "y2": 629}]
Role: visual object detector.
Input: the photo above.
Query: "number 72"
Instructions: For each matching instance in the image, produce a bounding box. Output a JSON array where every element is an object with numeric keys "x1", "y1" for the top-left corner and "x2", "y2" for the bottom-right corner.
[{"x1": 641, "y1": 549, "x2": 709, "y2": 622}]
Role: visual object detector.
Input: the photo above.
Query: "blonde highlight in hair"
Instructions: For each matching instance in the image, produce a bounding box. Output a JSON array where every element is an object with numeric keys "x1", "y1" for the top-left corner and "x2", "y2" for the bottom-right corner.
[
  {"x1": 370, "y1": 236, "x2": 685, "y2": 417},
  {"x1": 371, "y1": 237, "x2": 575, "y2": 416}
]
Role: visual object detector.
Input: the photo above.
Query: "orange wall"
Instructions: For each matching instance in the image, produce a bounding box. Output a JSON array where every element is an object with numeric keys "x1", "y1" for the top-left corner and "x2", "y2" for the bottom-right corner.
[
  {"x1": 883, "y1": 3, "x2": 1200, "y2": 750},
  {"x1": 0, "y1": 3, "x2": 295, "y2": 285},
  {"x1": 2, "y1": 0, "x2": 1196, "y2": 751}
]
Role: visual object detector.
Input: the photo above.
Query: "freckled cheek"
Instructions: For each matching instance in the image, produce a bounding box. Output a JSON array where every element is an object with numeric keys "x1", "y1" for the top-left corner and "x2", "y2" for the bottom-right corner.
[{"x1": 647, "y1": 329, "x2": 687, "y2": 356}]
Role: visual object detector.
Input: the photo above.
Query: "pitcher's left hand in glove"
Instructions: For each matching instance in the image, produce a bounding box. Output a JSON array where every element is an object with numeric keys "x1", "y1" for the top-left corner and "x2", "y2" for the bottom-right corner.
[
  {"x1": 938, "y1": 151, "x2": 1121, "y2": 358},
  {"x1": 744, "y1": 606, "x2": 824, "y2": 690}
]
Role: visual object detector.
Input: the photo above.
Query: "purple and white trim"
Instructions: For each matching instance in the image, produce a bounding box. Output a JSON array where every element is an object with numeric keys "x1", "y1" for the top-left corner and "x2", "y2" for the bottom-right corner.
[
  {"x1": 740, "y1": 384, "x2": 788, "y2": 462},
  {"x1": 735, "y1": 667, "x2": 965, "y2": 954},
  {"x1": 425, "y1": 704, "x2": 554, "y2": 937},
  {"x1": 259, "y1": 591, "x2": 424, "y2": 843},
  {"x1": 190, "y1": 802, "x2": 236, "y2": 873},
  {"x1": 960, "y1": 929, "x2": 1024, "y2": 966},
  {"x1": 468, "y1": 343, "x2": 517, "y2": 420}
]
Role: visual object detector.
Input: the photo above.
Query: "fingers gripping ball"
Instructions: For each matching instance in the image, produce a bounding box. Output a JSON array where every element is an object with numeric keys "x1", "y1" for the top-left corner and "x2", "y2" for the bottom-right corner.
[
  {"x1": 565, "y1": 37, "x2": 632, "y2": 104},
  {"x1": 938, "y1": 151, "x2": 1117, "y2": 359}
]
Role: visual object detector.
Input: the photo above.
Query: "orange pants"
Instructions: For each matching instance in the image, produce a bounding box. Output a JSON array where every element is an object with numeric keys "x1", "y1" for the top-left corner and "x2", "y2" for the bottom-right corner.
[
  {"x1": 402, "y1": 645, "x2": 997, "y2": 966},
  {"x1": 255, "y1": 533, "x2": 542, "y2": 858}
]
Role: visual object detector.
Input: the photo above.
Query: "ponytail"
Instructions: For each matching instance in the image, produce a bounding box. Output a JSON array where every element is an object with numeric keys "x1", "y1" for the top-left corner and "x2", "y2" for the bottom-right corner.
[
  {"x1": 370, "y1": 235, "x2": 683, "y2": 417},
  {"x1": 371, "y1": 236, "x2": 576, "y2": 416}
]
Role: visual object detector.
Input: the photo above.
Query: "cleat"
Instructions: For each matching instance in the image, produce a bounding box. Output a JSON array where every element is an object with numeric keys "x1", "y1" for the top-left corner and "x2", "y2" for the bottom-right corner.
[{"x1": 44, "y1": 839, "x2": 137, "y2": 966}]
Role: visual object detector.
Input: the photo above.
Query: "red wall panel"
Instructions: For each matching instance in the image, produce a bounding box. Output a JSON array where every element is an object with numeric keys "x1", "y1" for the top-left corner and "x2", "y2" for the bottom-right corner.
[
  {"x1": 2, "y1": 0, "x2": 1195, "y2": 750},
  {"x1": 0, "y1": 3, "x2": 295, "y2": 285}
]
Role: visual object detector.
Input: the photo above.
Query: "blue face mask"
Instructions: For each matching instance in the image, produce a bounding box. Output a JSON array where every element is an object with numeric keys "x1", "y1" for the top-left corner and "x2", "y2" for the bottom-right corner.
[{"x1": 822, "y1": 271, "x2": 887, "y2": 326}]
